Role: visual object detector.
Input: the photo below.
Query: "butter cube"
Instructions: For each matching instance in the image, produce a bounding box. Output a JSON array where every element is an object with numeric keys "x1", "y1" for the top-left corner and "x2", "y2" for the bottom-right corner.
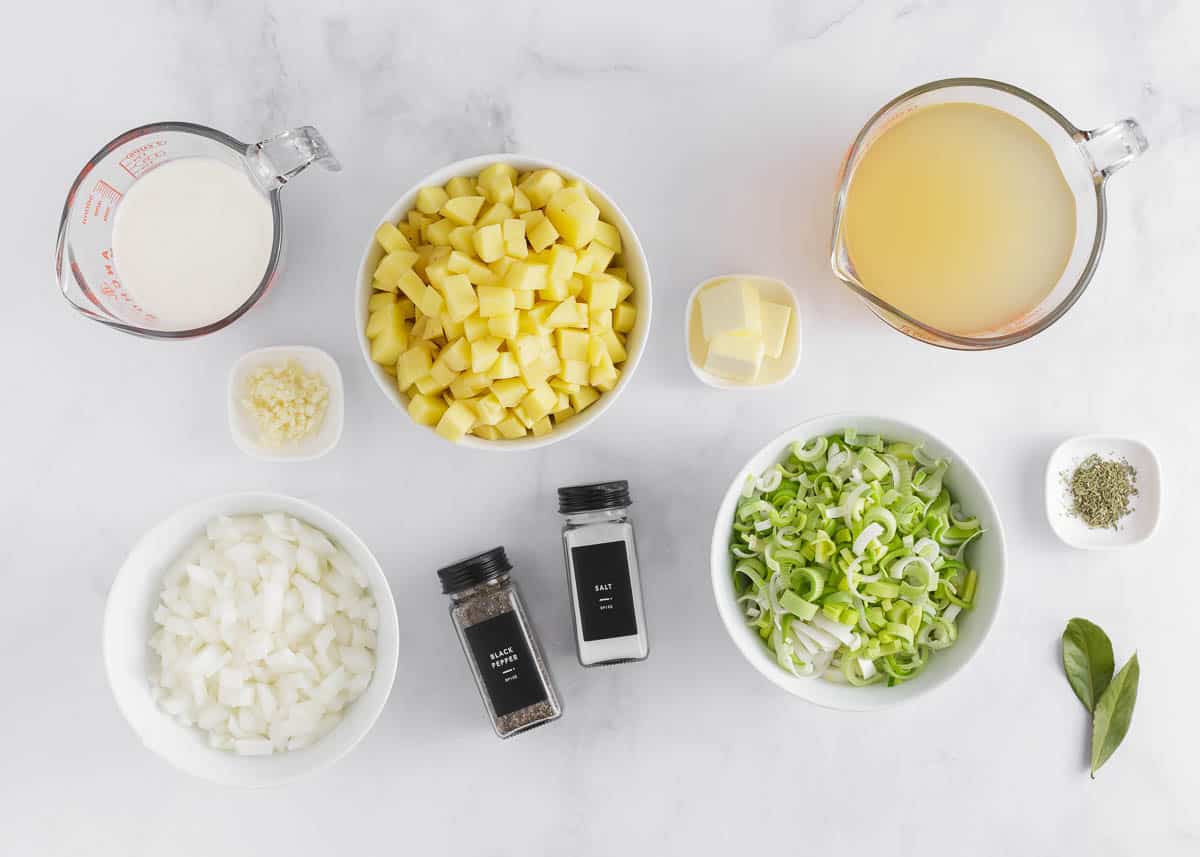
[
  {"x1": 698, "y1": 279, "x2": 761, "y2": 341},
  {"x1": 760, "y1": 300, "x2": 792, "y2": 359},
  {"x1": 703, "y1": 331, "x2": 764, "y2": 383}
]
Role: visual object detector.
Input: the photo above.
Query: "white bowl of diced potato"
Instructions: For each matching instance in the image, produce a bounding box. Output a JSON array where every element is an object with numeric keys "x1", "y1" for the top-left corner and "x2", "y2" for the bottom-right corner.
[{"x1": 356, "y1": 155, "x2": 651, "y2": 448}]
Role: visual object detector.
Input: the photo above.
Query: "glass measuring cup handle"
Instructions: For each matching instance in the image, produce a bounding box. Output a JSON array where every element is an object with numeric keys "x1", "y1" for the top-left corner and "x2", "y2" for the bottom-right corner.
[
  {"x1": 245, "y1": 126, "x2": 342, "y2": 192},
  {"x1": 1081, "y1": 119, "x2": 1148, "y2": 178}
]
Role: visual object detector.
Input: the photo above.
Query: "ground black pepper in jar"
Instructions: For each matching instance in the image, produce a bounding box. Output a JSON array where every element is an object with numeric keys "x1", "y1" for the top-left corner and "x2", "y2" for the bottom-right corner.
[{"x1": 437, "y1": 547, "x2": 561, "y2": 738}]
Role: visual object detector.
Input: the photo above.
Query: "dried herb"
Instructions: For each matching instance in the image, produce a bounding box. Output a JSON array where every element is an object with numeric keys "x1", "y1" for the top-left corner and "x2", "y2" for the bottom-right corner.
[
  {"x1": 1060, "y1": 618, "x2": 1139, "y2": 778},
  {"x1": 1067, "y1": 455, "x2": 1137, "y2": 529}
]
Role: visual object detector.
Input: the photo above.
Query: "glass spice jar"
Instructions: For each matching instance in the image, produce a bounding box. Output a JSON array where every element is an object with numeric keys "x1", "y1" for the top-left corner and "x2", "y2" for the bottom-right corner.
[
  {"x1": 558, "y1": 481, "x2": 650, "y2": 666},
  {"x1": 437, "y1": 547, "x2": 562, "y2": 738}
]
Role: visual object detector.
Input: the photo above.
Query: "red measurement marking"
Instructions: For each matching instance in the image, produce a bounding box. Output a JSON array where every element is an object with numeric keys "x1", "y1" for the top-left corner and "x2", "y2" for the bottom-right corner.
[
  {"x1": 96, "y1": 247, "x2": 156, "y2": 322},
  {"x1": 119, "y1": 139, "x2": 168, "y2": 178},
  {"x1": 79, "y1": 180, "x2": 124, "y2": 227}
]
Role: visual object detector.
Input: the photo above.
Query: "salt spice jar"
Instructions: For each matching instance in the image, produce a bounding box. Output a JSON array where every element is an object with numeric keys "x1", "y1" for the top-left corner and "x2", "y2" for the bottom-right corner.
[
  {"x1": 438, "y1": 547, "x2": 561, "y2": 738},
  {"x1": 558, "y1": 481, "x2": 650, "y2": 666}
]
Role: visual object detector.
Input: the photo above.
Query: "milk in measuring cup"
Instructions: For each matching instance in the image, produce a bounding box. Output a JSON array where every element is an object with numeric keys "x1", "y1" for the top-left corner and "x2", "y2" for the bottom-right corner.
[{"x1": 112, "y1": 158, "x2": 274, "y2": 331}]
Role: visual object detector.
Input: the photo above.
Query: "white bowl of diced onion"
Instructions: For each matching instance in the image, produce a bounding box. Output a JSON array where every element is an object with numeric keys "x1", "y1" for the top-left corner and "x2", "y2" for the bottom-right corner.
[
  {"x1": 103, "y1": 493, "x2": 399, "y2": 787},
  {"x1": 354, "y1": 153, "x2": 653, "y2": 450},
  {"x1": 710, "y1": 414, "x2": 1006, "y2": 711}
]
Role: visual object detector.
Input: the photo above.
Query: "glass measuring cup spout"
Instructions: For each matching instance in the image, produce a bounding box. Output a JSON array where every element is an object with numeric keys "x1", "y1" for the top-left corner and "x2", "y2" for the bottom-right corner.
[
  {"x1": 55, "y1": 122, "x2": 341, "y2": 339},
  {"x1": 830, "y1": 78, "x2": 1148, "y2": 350}
]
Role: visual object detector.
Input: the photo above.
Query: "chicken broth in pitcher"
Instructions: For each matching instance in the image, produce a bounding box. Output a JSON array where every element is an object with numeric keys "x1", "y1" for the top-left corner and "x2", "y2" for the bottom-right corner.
[{"x1": 843, "y1": 102, "x2": 1076, "y2": 336}]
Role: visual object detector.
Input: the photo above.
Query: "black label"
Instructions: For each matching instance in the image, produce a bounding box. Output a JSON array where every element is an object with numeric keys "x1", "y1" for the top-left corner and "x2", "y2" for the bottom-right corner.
[
  {"x1": 571, "y1": 541, "x2": 638, "y2": 641},
  {"x1": 463, "y1": 612, "x2": 548, "y2": 718}
]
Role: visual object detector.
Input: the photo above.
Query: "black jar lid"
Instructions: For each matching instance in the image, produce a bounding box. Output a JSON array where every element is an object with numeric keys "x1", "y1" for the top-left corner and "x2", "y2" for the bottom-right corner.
[
  {"x1": 437, "y1": 547, "x2": 513, "y2": 594},
  {"x1": 557, "y1": 480, "x2": 632, "y2": 514}
]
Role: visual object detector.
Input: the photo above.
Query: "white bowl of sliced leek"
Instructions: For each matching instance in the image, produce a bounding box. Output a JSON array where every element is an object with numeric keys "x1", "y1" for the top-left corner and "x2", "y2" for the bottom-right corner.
[{"x1": 710, "y1": 415, "x2": 1006, "y2": 711}]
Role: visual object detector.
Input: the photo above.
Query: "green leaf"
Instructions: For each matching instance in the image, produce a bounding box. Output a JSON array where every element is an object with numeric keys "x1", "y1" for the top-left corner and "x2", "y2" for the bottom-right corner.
[
  {"x1": 1091, "y1": 652, "x2": 1139, "y2": 778},
  {"x1": 1062, "y1": 618, "x2": 1115, "y2": 713}
]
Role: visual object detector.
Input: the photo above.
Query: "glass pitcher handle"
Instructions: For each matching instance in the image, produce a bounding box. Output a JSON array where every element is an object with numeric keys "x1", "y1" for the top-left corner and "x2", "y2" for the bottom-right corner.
[
  {"x1": 245, "y1": 126, "x2": 342, "y2": 191},
  {"x1": 1081, "y1": 119, "x2": 1148, "y2": 178}
]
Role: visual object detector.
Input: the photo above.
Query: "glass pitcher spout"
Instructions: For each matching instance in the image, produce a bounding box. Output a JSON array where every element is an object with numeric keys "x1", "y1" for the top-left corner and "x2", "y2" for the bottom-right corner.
[{"x1": 245, "y1": 126, "x2": 342, "y2": 192}]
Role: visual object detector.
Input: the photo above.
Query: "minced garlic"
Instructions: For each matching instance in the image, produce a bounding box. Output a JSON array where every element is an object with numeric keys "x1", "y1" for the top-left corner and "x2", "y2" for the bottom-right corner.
[{"x1": 242, "y1": 361, "x2": 328, "y2": 446}]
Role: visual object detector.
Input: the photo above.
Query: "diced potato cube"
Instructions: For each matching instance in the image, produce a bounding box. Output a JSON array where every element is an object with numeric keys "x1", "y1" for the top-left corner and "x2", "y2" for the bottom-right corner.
[
  {"x1": 491, "y1": 377, "x2": 528, "y2": 407},
  {"x1": 531, "y1": 416, "x2": 553, "y2": 437},
  {"x1": 425, "y1": 259, "x2": 451, "y2": 291},
  {"x1": 477, "y1": 285, "x2": 516, "y2": 317},
  {"x1": 396, "y1": 298, "x2": 416, "y2": 319},
  {"x1": 411, "y1": 316, "x2": 427, "y2": 341},
  {"x1": 550, "y1": 377, "x2": 580, "y2": 394},
  {"x1": 488, "y1": 313, "x2": 519, "y2": 339},
  {"x1": 463, "y1": 316, "x2": 490, "y2": 342},
  {"x1": 549, "y1": 186, "x2": 587, "y2": 208},
  {"x1": 369, "y1": 310, "x2": 408, "y2": 365},
  {"x1": 473, "y1": 224, "x2": 504, "y2": 263},
  {"x1": 573, "y1": 302, "x2": 590, "y2": 329},
  {"x1": 440, "y1": 196, "x2": 484, "y2": 226},
  {"x1": 539, "y1": 279, "x2": 570, "y2": 302},
  {"x1": 496, "y1": 414, "x2": 527, "y2": 439},
  {"x1": 488, "y1": 352, "x2": 520, "y2": 380},
  {"x1": 438, "y1": 337, "x2": 470, "y2": 373},
  {"x1": 424, "y1": 218, "x2": 455, "y2": 247},
  {"x1": 594, "y1": 221, "x2": 622, "y2": 253},
  {"x1": 567, "y1": 275, "x2": 585, "y2": 297},
  {"x1": 408, "y1": 210, "x2": 434, "y2": 230},
  {"x1": 513, "y1": 289, "x2": 535, "y2": 310},
  {"x1": 373, "y1": 250, "x2": 419, "y2": 288},
  {"x1": 555, "y1": 329, "x2": 589, "y2": 362},
  {"x1": 449, "y1": 372, "x2": 489, "y2": 399},
  {"x1": 474, "y1": 394, "x2": 506, "y2": 426},
  {"x1": 598, "y1": 327, "x2": 627, "y2": 363},
  {"x1": 613, "y1": 302, "x2": 637, "y2": 333},
  {"x1": 588, "y1": 305, "x2": 612, "y2": 330},
  {"x1": 447, "y1": 250, "x2": 497, "y2": 286},
  {"x1": 546, "y1": 195, "x2": 599, "y2": 248},
  {"x1": 414, "y1": 372, "x2": 447, "y2": 396},
  {"x1": 524, "y1": 303, "x2": 554, "y2": 333},
  {"x1": 420, "y1": 315, "x2": 443, "y2": 341},
  {"x1": 408, "y1": 394, "x2": 447, "y2": 426},
  {"x1": 430, "y1": 358, "x2": 460, "y2": 388},
  {"x1": 518, "y1": 169, "x2": 565, "y2": 208},
  {"x1": 571, "y1": 385, "x2": 601, "y2": 413},
  {"x1": 502, "y1": 219, "x2": 527, "y2": 259},
  {"x1": 441, "y1": 315, "x2": 465, "y2": 341},
  {"x1": 441, "y1": 274, "x2": 478, "y2": 323},
  {"x1": 527, "y1": 216, "x2": 560, "y2": 252},
  {"x1": 588, "y1": 334, "x2": 607, "y2": 367},
  {"x1": 448, "y1": 225, "x2": 476, "y2": 255},
  {"x1": 520, "y1": 383, "x2": 559, "y2": 422},
  {"x1": 582, "y1": 274, "x2": 621, "y2": 310},
  {"x1": 470, "y1": 337, "x2": 503, "y2": 373},
  {"x1": 511, "y1": 187, "x2": 532, "y2": 214},
  {"x1": 368, "y1": 291, "x2": 397, "y2": 313},
  {"x1": 616, "y1": 277, "x2": 634, "y2": 303},
  {"x1": 445, "y1": 176, "x2": 477, "y2": 198},
  {"x1": 479, "y1": 162, "x2": 517, "y2": 183},
  {"x1": 512, "y1": 404, "x2": 534, "y2": 429},
  {"x1": 548, "y1": 245, "x2": 577, "y2": 283},
  {"x1": 510, "y1": 334, "x2": 543, "y2": 367},
  {"x1": 416, "y1": 186, "x2": 449, "y2": 215},
  {"x1": 435, "y1": 401, "x2": 476, "y2": 442},
  {"x1": 561, "y1": 359, "x2": 590, "y2": 386},
  {"x1": 375, "y1": 222, "x2": 412, "y2": 253},
  {"x1": 476, "y1": 202, "x2": 513, "y2": 228},
  {"x1": 590, "y1": 349, "x2": 618, "y2": 389},
  {"x1": 477, "y1": 165, "x2": 515, "y2": 205},
  {"x1": 546, "y1": 298, "x2": 580, "y2": 328},
  {"x1": 397, "y1": 222, "x2": 419, "y2": 244},
  {"x1": 367, "y1": 301, "x2": 399, "y2": 338},
  {"x1": 473, "y1": 424, "x2": 502, "y2": 440},
  {"x1": 503, "y1": 262, "x2": 548, "y2": 292},
  {"x1": 417, "y1": 285, "x2": 444, "y2": 319},
  {"x1": 574, "y1": 241, "x2": 614, "y2": 275},
  {"x1": 553, "y1": 392, "x2": 572, "y2": 415}
]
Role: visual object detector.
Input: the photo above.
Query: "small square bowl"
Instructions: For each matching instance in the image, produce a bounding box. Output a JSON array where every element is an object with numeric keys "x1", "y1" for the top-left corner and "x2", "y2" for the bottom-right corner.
[
  {"x1": 1045, "y1": 435, "x2": 1161, "y2": 549},
  {"x1": 229, "y1": 346, "x2": 344, "y2": 461},
  {"x1": 685, "y1": 274, "x2": 801, "y2": 389}
]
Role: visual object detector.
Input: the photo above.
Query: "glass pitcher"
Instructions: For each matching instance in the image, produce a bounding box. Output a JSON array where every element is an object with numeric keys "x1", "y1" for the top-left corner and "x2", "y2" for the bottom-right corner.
[
  {"x1": 830, "y1": 78, "x2": 1147, "y2": 350},
  {"x1": 55, "y1": 122, "x2": 340, "y2": 338}
]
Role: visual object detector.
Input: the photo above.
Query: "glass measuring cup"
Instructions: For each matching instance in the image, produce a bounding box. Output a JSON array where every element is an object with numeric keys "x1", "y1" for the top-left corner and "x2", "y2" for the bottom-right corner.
[
  {"x1": 830, "y1": 78, "x2": 1147, "y2": 350},
  {"x1": 55, "y1": 122, "x2": 341, "y2": 338}
]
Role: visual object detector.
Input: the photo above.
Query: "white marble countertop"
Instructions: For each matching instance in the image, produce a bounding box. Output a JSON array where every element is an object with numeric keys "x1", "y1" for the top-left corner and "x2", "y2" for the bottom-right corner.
[{"x1": 5, "y1": 1, "x2": 1199, "y2": 854}]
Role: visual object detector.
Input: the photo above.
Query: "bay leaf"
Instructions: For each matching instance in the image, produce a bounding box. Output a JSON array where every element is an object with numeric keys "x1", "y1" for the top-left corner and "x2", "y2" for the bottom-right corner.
[
  {"x1": 1062, "y1": 617, "x2": 1114, "y2": 713},
  {"x1": 1091, "y1": 652, "x2": 1139, "y2": 778}
]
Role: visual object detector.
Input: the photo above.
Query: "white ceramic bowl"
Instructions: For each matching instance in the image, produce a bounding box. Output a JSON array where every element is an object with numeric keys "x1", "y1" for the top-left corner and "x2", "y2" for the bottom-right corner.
[
  {"x1": 355, "y1": 154, "x2": 652, "y2": 450},
  {"x1": 103, "y1": 493, "x2": 399, "y2": 787},
  {"x1": 685, "y1": 274, "x2": 801, "y2": 389},
  {"x1": 1045, "y1": 434, "x2": 1161, "y2": 549},
  {"x1": 228, "y1": 346, "x2": 344, "y2": 461},
  {"x1": 710, "y1": 414, "x2": 1006, "y2": 711}
]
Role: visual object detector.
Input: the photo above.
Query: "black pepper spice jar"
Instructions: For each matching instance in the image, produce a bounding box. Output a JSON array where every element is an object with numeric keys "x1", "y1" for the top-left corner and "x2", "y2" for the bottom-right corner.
[{"x1": 437, "y1": 547, "x2": 561, "y2": 738}]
